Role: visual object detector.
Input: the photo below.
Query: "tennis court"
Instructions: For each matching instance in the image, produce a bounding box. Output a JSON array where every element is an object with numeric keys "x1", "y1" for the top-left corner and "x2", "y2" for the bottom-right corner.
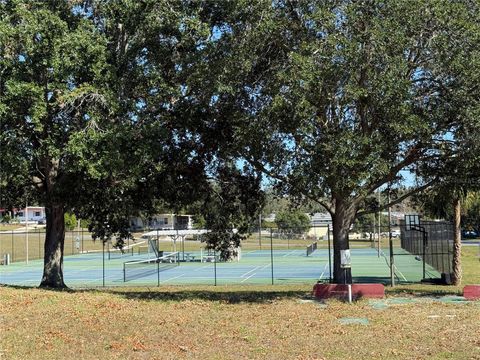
[{"x1": 0, "y1": 244, "x2": 438, "y2": 288}]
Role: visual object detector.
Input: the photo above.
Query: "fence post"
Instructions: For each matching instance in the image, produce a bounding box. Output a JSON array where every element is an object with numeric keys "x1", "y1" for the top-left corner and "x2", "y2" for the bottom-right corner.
[
  {"x1": 422, "y1": 231, "x2": 427, "y2": 280},
  {"x1": 182, "y1": 235, "x2": 185, "y2": 261},
  {"x1": 377, "y1": 191, "x2": 381, "y2": 258},
  {"x1": 157, "y1": 259, "x2": 160, "y2": 287},
  {"x1": 327, "y1": 226, "x2": 332, "y2": 284},
  {"x1": 214, "y1": 249, "x2": 217, "y2": 286},
  {"x1": 11, "y1": 231, "x2": 14, "y2": 262},
  {"x1": 388, "y1": 197, "x2": 395, "y2": 287},
  {"x1": 102, "y1": 241, "x2": 105, "y2": 287},
  {"x1": 270, "y1": 229, "x2": 274, "y2": 285},
  {"x1": 389, "y1": 231, "x2": 395, "y2": 287},
  {"x1": 258, "y1": 214, "x2": 262, "y2": 249},
  {"x1": 25, "y1": 228, "x2": 29, "y2": 264}
]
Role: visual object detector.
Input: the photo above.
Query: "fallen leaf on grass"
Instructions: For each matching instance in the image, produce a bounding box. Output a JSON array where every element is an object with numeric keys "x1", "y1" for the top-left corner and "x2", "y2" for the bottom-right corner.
[
  {"x1": 132, "y1": 341, "x2": 147, "y2": 351},
  {"x1": 107, "y1": 341, "x2": 125, "y2": 351},
  {"x1": 130, "y1": 337, "x2": 147, "y2": 351}
]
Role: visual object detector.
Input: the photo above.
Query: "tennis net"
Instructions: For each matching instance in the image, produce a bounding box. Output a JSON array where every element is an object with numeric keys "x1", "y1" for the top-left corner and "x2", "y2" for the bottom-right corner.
[
  {"x1": 108, "y1": 241, "x2": 147, "y2": 260},
  {"x1": 123, "y1": 252, "x2": 179, "y2": 282},
  {"x1": 306, "y1": 241, "x2": 318, "y2": 256},
  {"x1": 108, "y1": 247, "x2": 134, "y2": 260}
]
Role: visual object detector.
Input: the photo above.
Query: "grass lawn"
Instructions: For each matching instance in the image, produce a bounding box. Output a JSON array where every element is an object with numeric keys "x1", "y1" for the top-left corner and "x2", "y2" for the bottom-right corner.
[
  {"x1": 1, "y1": 247, "x2": 479, "y2": 359},
  {"x1": 0, "y1": 224, "x2": 23, "y2": 231},
  {"x1": 1, "y1": 285, "x2": 479, "y2": 360}
]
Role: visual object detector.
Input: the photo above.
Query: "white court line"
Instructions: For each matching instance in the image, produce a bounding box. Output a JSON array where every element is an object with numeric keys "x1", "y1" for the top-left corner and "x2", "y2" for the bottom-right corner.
[
  {"x1": 68, "y1": 272, "x2": 120, "y2": 284},
  {"x1": 379, "y1": 249, "x2": 408, "y2": 282},
  {"x1": 260, "y1": 263, "x2": 270, "y2": 270},
  {"x1": 161, "y1": 274, "x2": 185, "y2": 283},
  {"x1": 318, "y1": 262, "x2": 329, "y2": 281},
  {"x1": 244, "y1": 250, "x2": 257, "y2": 255},
  {"x1": 241, "y1": 266, "x2": 261, "y2": 278},
  {"x1": 282, "y1": 250, "x2": 298, "y2": 257},
  {"x1": 241, "y1": 273, "x2": 256, "y2": 283},
  {"x1": 198, "y1": 264, "x2": 213, "y2": 270},
  {"x1": 3, "y1": 279, "x2": 38, "y2": 283},
  {"x1": 393, "y1": 265, "x2": 408, "y2": 282}
]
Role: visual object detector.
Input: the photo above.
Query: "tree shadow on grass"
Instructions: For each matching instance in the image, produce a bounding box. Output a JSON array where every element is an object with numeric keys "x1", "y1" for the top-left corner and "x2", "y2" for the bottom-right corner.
[
  {"x1": 0, "y1": 283, "x2": 313, "y2": 303},
  {"x1": 385, "y1": 286, "x2": 462, "y2": 297},
  {"x1": 2, "y1": 282, "x2": 462, "y2": 301},
  {"x1": 110, "y1": 289, "x2": 312, "y2": 303},
  {"x1": 0, "y1": 283, "x2": 76, "y2": 292},
  {"x1": 351, "y1": 276, "x2": 391, "y2": 285},
  {"x1": 325, "y1": 276, "x2": 462, "y2": 297}
]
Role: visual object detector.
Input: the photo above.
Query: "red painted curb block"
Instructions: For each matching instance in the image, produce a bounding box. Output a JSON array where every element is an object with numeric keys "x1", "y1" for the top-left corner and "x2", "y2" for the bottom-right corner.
[
  {"x1": 463, "y1": 285, "x2": 480, "y2": 300},
  {"x1": 313, "y1": 283, "x2": 385, "y2": 300}
]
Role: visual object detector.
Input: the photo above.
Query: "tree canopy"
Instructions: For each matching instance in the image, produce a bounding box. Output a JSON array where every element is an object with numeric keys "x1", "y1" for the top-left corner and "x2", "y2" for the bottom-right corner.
[
  {"x1": 1, "y1": 1, "x2": 479, "y2": 286},
  {"x1": 0, "y1": 0, "x2": 263, "y2": 287},
  {"x1": 202, "y1": 1, "x2": 480, "y2": 282},
  {"x1": 275, "y1": 210, "x2": 311, "y2": 234}
]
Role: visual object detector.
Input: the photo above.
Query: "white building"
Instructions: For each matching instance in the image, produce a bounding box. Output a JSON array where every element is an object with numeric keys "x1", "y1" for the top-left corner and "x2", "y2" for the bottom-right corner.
[
  {"x1": 309, "y1": 212, "x2": 333, "y2": 227},
  {"x1": 14, "y1": 207, "x2": 46, "y2": 223},
  {"x1": 129, "y1": 214, "x2": 194, "y2": 230},
  {"x1": 262, "y1": 212, "x2": 332, "y2": 239},
  {"x1": 307, "y1": 212, "x2": 332, "y2": 239}
]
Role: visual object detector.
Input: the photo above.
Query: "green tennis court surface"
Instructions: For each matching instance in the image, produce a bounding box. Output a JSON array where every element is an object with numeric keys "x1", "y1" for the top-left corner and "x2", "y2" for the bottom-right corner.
[{"x1": 0, "y1": 248, "x2": 440, "y2": 288}]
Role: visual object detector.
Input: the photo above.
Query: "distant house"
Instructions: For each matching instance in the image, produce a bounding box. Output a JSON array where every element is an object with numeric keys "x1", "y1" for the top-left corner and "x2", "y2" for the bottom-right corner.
[
  {"x1": 307, "y1": 212, "x2": 332, "y2": 239},
  {"x1": 309, "y1": 212, "x2": 332, "y2": 227},
  {"x1": 262, "y1": 212, "x2": 332, "y2": 239},
  {"x1": 262, "y1": 214, "x2": 276, "y2": 223},
  {"x1": 0, "y1": 207, "x2": 46, "y2": 223},
  {"x1": 129, "y1": 214, "x2": 194, "y2": 231},
  {"x1": 263, "y1": 212, "x2": 332, "y2": 227},
  {"x1": 380, "y1": 211, "x2": 405, "y2": 226}
]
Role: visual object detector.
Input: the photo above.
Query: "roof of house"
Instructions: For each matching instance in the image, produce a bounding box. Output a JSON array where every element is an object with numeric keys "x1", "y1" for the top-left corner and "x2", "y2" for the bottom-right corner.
[{"x1": 263, "y1": 212, "x2": 332, "y2": 225}]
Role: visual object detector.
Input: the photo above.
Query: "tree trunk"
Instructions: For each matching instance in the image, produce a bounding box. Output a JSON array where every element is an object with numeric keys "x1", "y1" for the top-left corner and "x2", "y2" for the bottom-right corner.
[
  {"x1": 40, "y1": 203, "x2": 67, "y2": 288},
  {"x1": 451, "y1": 197, "x2": 462, "y2": 286},
  {"x1": 332, "y1": 199, "x2": 356, "y2": 284}
]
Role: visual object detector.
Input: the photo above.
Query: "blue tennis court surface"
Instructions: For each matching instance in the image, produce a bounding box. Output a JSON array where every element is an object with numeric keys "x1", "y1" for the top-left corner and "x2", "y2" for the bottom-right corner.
[{"x1": 0, "y1": 248, "x2": 437, "y2": 288}]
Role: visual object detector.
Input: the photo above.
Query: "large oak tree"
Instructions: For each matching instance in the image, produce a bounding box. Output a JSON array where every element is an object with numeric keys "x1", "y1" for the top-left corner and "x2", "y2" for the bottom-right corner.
[
  {"x1": 205, "y1": 1, "x2": 480, "y2": 283},
  {"x1": 0, "y1": 1, "x2": 262, "y2": 288}
]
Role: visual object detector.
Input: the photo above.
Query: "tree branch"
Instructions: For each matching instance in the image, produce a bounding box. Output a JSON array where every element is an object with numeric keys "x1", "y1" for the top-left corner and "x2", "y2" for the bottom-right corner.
[
  {"x1": 361, "y1": 145, "x2": 425, "y2": 197},
  {"x1": 356, "y1": 178, "x2": 438, "y2": 217},
  {"x1": 243, "y1": 157, "x2": 334, "y2": 213}
]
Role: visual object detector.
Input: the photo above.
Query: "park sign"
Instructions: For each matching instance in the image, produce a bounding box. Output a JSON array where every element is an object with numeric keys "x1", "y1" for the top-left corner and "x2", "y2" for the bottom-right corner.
[{"x1": 340, "y1": 250, "x2": 351, "y2": 269}]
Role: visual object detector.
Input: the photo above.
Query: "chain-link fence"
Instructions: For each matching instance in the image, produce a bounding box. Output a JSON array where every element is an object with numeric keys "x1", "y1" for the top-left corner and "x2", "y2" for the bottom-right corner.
[
  {"x1": 0, "y1": 223, "x2": 457, "y2": 287},
  {"x1": 399, "y1": 220, "x2": 454, "y2": 282},
  {"x1": 0, "y1": 229, "x2": 148, "y2": 263},
  {"x1": 0, "y1": 227, "x2": 329, "y2": 287}
]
